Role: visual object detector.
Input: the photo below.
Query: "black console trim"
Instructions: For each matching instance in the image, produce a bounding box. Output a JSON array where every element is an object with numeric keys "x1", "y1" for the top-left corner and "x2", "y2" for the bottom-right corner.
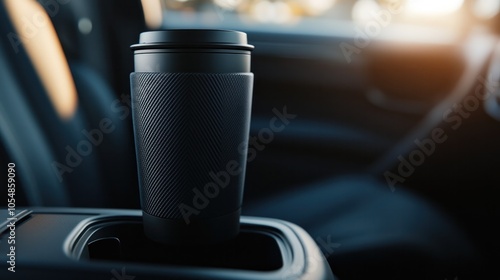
[{"x1": 0, "y1": 208, "x2": 335, "y2": 280}]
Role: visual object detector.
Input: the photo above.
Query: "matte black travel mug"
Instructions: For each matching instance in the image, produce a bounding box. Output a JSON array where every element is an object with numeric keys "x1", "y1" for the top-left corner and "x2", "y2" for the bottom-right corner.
[{"x1": 130, "y1": 30, "x2": 254, "y2": 244}]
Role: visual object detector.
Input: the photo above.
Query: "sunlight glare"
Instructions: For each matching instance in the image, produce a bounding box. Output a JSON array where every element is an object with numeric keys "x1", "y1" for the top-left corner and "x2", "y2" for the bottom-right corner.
[
  {"x1": 473, "y1": 0, "x2": 500, "y2": 19},
  {"x1": 404, "y1": 0, "x2": 464, "y2": 16}
]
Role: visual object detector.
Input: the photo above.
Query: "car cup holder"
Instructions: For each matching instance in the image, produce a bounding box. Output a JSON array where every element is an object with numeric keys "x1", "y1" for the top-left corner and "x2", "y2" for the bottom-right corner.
[
  {"x1": 0, "y1": 209, "x2": 334, "y2": 279},
  {"x1": 66, "y1": 213, "x2": 335, "y2": 280},
  {"x1": 72, "y1": 216, "x2": 284, "y2": 271}
]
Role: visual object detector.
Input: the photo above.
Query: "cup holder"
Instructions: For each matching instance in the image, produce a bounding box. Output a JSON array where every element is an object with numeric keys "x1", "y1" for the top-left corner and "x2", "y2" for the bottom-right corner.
[
  {"x1": 8, "y1": 210, "x2": 334, "y2": 279},
  {"x1": 70, "y1": 216, "x2": 284, "y2": 271}
]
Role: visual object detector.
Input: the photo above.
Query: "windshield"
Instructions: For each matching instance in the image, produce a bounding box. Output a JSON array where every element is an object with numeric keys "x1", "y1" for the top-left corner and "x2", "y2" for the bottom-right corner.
[{"x1": 141, "y1": 0, "x2": 500, "y2": 34}]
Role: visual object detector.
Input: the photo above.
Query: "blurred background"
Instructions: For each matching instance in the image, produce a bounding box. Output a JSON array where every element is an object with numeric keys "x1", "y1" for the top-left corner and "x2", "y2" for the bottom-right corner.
[
  {"x1": 2, "y1": 0, "x2": 500, "y2": 223},
  {"x1": 148, "y1": 0, "x2": 498, "y2": 30},
  {"x1": 2, "y1": 0, "x2": 500, "y2": 276}
]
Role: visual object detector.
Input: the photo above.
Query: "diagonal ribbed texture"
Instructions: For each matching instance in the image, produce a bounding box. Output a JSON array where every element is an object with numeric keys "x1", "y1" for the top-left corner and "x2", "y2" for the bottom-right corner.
[{"x1": 131, "y1": 73, "x2": 253, "y2": 219}]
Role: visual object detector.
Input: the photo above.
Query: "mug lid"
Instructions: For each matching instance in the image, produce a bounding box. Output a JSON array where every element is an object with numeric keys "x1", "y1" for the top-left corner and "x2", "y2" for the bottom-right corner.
[{"x1": 131, "y1": 29, "x2": 254, "y2": 51}]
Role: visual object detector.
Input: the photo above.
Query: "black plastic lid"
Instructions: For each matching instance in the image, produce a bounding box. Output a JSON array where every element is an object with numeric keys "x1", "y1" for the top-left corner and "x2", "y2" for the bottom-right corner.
[{"x1": 131, "y1": 29, "x2": 254, "y2": 51}]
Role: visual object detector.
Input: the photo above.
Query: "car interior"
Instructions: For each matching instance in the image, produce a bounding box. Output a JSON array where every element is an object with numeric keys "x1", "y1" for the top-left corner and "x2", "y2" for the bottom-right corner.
[{"x1": 1, "y1": 0, "x2": 500, "y2": 279}]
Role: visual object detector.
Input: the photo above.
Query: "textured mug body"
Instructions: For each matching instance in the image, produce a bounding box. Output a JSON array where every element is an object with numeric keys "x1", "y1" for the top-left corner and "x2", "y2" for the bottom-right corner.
[{"x1": 130, "y1": 30, "x2": 254, "y2": 244}]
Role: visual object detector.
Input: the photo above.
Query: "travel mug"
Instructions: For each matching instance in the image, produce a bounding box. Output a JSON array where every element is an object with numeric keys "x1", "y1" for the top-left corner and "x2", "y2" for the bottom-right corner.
[{"x1": 130, "y1": 30, "x2": 254, "y2": 244}]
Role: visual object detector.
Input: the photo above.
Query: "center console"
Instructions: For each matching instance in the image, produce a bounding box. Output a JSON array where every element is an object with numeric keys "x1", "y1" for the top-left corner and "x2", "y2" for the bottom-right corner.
[{"x1": 0, "y1": 208, "x2": 335, "y2": 279}]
